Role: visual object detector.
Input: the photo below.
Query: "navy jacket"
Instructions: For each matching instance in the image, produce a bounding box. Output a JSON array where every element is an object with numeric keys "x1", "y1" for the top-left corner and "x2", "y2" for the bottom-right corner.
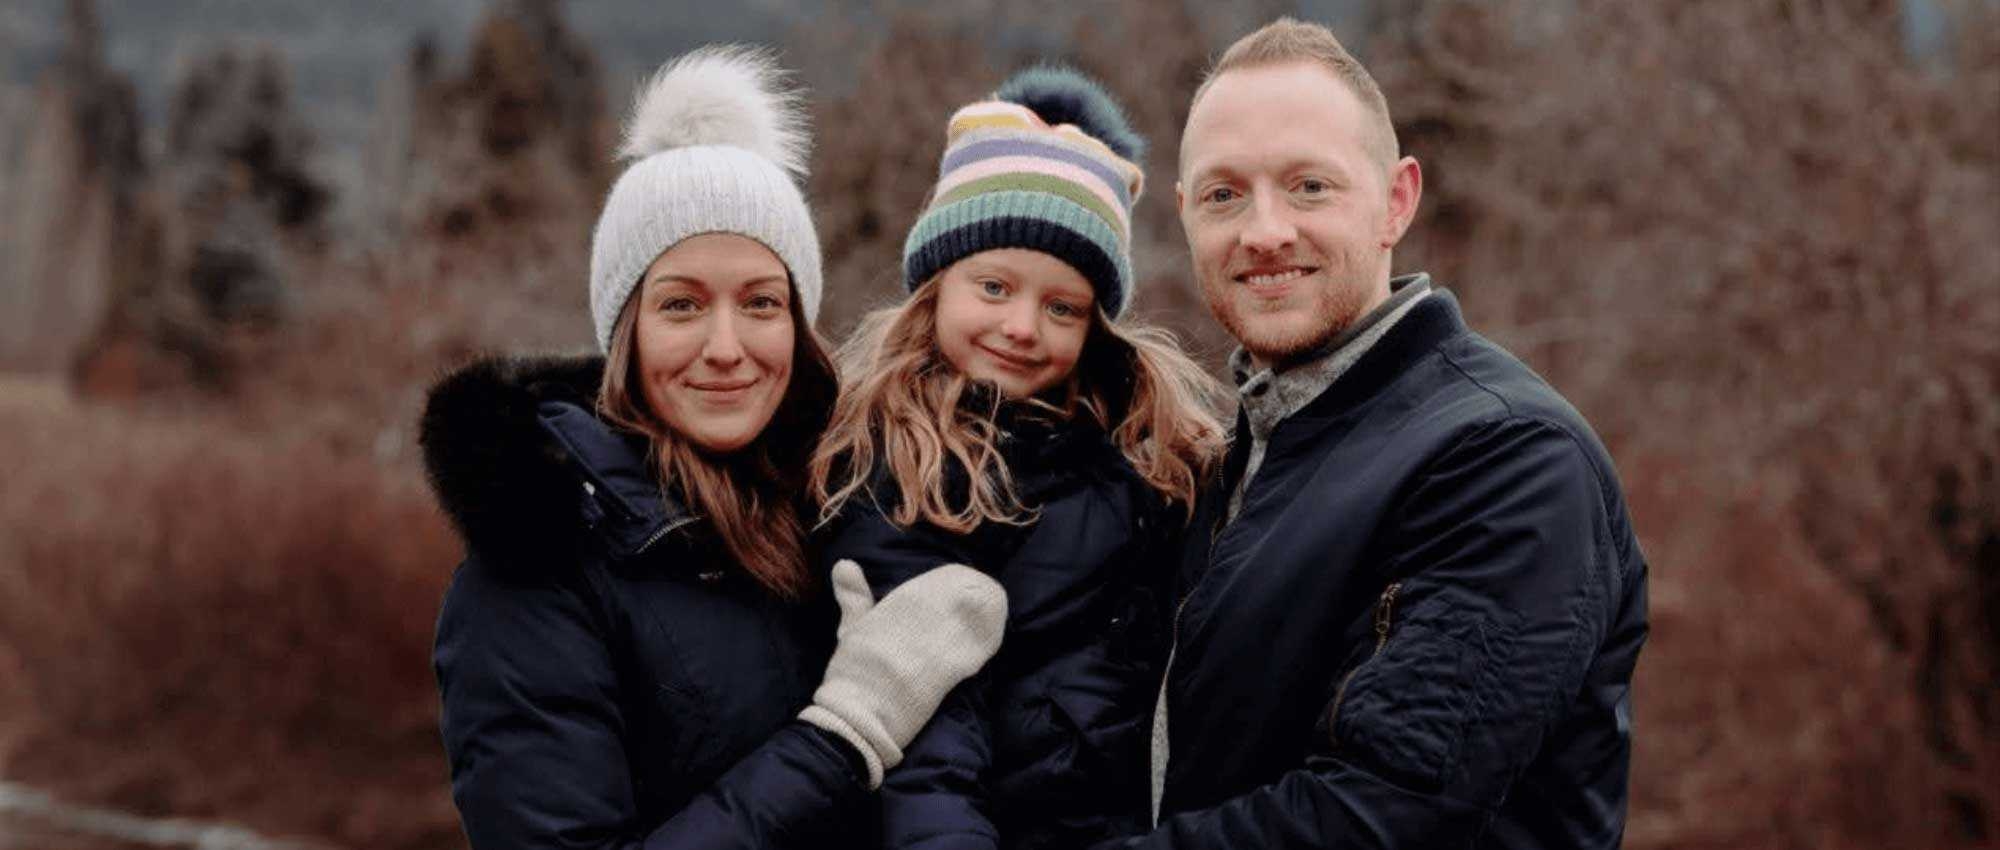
[
  {"x1": 1104, "y1": 289, "x2": 1649, "y2": 849},
  {"x1": 819, "y1": 404, "x2": 1175, "y2": 850},
  {"x1": 421, "y1": 355, "x2": 874, "y2": 850}
]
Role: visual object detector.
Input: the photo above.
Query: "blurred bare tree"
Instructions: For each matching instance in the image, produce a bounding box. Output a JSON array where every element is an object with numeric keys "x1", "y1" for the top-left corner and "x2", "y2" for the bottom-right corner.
[
  {"x1": 384, "y1": 0, "x2": 611, "y2": 249},
  {"x1": 161, "y1": 45, "x2": 327, "y2": 325},
  {"x1": 1, "y1": 0, "x2": 148, "y2": 377},
  {"x1": 69, "y1": 37, "x2": 334, "y2": 396}
]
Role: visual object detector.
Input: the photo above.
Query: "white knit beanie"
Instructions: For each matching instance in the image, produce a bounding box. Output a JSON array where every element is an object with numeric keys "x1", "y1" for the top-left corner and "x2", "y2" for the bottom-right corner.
[{"x1": 588, "y1": 45, "x2": 822, "y2": 352}]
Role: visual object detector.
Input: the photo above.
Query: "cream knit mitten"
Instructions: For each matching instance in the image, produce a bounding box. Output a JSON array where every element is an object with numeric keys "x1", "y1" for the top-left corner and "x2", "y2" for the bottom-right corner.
[{"x1": 799, "y1": 559, "x2": 1007, "y2": 788}]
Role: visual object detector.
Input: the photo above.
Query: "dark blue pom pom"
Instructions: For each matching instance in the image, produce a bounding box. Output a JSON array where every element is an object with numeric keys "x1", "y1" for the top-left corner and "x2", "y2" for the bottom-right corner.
[{"x1": 993, "y1": 65, "x2": 1146, "y2": 161}]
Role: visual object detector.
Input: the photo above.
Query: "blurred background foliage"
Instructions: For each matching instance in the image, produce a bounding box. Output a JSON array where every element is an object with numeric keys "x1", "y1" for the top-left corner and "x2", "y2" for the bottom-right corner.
[{"x1": 0, "y1": 0, "x2": 1995, "y2": 847}]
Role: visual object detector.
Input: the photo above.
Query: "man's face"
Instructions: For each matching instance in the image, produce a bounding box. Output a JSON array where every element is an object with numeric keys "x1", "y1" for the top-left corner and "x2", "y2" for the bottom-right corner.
[{"x1": 1178, "y1": 61, "x2": 1420, "y2": 366}]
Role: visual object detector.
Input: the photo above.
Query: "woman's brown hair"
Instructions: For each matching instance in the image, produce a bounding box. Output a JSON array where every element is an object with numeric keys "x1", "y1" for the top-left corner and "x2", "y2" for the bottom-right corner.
[
  {"x1": 810, "y1": 277, "x2": 1227, "y2": 534},
  {"x1": 598, "y1": 288, "x2": 837, "y2": 600}
]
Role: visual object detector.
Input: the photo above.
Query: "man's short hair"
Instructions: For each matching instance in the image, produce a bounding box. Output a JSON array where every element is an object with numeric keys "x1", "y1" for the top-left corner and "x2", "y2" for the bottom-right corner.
[{"x1": 1187, "y1": 17, "x2": 1400, "y2": 172}]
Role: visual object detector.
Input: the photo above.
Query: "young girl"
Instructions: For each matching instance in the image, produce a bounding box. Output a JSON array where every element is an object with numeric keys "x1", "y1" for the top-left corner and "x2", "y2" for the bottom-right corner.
[{"x1": 810, "y1": 68, "x2": 1227, "y2": 849}]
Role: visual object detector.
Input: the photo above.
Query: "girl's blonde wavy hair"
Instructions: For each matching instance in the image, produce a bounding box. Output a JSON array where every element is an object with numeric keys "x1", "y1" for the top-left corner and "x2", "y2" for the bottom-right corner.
[{"x1": 810, "y1": 277, "x2": 1227, "y2": 534}]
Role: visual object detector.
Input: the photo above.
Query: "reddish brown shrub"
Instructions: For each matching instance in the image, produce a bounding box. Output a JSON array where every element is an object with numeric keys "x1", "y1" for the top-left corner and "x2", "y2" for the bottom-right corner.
[{"x1": 0, "y1": 384, "x2": 463, "y2": 848}]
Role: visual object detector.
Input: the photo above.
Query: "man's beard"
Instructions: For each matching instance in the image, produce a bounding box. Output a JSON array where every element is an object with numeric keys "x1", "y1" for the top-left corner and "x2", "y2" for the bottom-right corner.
[{"x1": 1204, "y1": 248, "x2": 1379, "y2": 367}]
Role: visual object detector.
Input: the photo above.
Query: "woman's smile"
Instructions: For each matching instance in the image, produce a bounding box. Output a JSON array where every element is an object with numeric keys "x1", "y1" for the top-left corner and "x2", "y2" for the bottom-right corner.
[{"x1": 687, "y1": 376, "x2": 762, "y2": 402}]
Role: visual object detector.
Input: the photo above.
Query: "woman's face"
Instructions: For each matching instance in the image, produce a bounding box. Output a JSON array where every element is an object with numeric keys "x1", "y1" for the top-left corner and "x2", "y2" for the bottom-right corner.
[
  {"x1": 633, "y1": 233, "x2": 796, "y2": 454},
  {"x1": 933, "y1": 248, "x2": 1095, "y2": 398}
]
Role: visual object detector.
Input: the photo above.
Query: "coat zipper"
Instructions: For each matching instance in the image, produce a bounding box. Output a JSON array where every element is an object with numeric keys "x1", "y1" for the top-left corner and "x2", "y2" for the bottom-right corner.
[
  {"x1": 633, "y1": 514, "x2": 697, "y2": 557},
  {"x1": 582, "y1": 477, "x2": 697, "y2": 561},
  {"x1": 1167, "y1": 465, "x2": 1235, "y2": 693},
  {"x1": 1155, "y1": 463, "x2": 1233, "y2": 805},
  {"x1": 1327, "y1": 581, "x2": 1402, "y2": 751}
]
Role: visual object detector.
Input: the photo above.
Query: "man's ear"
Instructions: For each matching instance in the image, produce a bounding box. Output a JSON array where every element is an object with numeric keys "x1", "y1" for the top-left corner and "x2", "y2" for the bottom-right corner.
[
  {"x1": 1382, "y1": 156, "x2": 1422, "y2": 249},
  {"x1": 1175, "y1": 180, "x2": 1186, "y2": 214}
]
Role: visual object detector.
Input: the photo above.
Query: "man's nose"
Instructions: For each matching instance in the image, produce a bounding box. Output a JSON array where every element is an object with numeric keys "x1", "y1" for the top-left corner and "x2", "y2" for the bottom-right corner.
[{"x1": 1239, "y1": 194, "x2": 1297, "y2": 254}]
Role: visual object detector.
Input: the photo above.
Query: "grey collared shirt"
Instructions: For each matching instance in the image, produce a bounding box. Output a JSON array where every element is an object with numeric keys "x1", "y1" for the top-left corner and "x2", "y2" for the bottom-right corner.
[{"x1": 1225, "y1": 274, "x2": 1433, "y2": 522}]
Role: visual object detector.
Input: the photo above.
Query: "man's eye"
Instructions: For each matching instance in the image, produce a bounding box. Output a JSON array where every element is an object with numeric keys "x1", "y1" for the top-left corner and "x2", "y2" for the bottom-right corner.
[
  {"x1": 1298, "y1": 178, "x2": 1330, "y2": 194},
  {"x1": 1203, "y1": 187, "x2": 1238, "y2": 204}
]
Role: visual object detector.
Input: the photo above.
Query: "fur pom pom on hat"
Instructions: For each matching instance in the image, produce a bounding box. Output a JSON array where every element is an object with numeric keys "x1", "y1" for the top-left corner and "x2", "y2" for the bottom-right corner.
[
  {"x1": 992, "y1": 67, "x2": 1145, "y2": 162},
  {"x1": 903, "y1": 66, "x2": 1145, "y2": 319},
  {"x1": 589, "y1": 45, "x2": 822, "y2": 351}
]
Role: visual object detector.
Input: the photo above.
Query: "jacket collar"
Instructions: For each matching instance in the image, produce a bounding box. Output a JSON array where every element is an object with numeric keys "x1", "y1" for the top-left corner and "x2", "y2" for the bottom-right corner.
[
  {"x1": 419, "y1": 354, "x2": 694, "y2": 574},
  {"x1": 1188, "y1": 282, "x2": 1469, "y2": 589},
  {"x1": 1229, "y1": 273, "x2": 1435, "y2": 382},
  {"x1": 1279, "y1": 280, "x2": 1469, "y2": 429},
  {"x1": 973, "y1": 386, "x2": 1122, "y2": 501},
  {"x1": 536, "y1": 400, "x2": 697, "y2": 561},
  {"x1": 1229, "y1": 275, "x2": 1434, "y2": 448},
  {"x1": 1206, "y1": 280, "x2": 1469, "y2": 502},
  {"x1": 857, "y1": 391, "x2": 1118, "y2": 525}
]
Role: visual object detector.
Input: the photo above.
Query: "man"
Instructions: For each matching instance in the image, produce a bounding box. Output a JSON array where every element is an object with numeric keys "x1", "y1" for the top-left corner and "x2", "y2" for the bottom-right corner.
[{"x1": 1104, "y1": 18, "x2": 1650, "y2": 849}]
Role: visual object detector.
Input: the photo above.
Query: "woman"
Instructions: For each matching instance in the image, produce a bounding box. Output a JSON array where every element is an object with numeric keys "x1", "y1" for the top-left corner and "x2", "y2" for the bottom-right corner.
[
  {"x1": 809, "y1": 68, "x2": 1227, "y2": 849},
  {"x1": 421, "y1": 47, "x2": 1006, "y2": 849}
]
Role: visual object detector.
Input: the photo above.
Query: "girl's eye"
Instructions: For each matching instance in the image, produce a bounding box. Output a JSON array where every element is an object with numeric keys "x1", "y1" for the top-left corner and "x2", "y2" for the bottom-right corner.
[
  {"x1": 1047, "y1": 301, "x2": 1083, "y2": 319},
  {"x1": 979, "y1": 279, "x2": 1008, "y2": 298}
]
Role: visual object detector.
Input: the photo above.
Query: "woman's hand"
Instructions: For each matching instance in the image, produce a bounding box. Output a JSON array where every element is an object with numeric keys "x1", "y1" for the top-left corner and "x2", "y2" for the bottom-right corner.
[{"x1": 800, "y1": 560, "x2": 1007, "y2": 788}]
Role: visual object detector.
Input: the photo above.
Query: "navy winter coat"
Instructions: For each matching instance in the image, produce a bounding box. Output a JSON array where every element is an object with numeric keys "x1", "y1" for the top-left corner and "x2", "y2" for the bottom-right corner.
[
  {"x1": 1103, "y1": 287, "x2": 1649, "y2": 849},
  {"x1": 421, "y1": 355, "x2": 875, "y2": 850},
  {"x1": 819, "y1": 404, "x2": 1176, "y2": 850}
]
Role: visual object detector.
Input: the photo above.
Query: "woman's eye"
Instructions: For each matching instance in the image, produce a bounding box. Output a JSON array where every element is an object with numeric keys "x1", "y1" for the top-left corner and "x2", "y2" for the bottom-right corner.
[
  {"x1": 745, "y1": 294, "x2": 785, "y2": 312},
  {"x1": 660, "y1": 297, "x2": 700, "y2": 314}
]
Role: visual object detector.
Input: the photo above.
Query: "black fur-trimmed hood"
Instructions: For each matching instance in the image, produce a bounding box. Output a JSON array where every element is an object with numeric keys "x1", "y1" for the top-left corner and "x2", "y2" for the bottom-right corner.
[{"x1": 419, "y1": 354, "x2": 690, "y2": 573}]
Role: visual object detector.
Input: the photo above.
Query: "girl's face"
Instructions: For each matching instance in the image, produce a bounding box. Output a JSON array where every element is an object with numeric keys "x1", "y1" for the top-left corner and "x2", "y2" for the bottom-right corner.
[
  {"x1": 634, "y1": 233, "x2": 796, "y2": 454},
  {"x1": 934, "y1": 248, "x2": 1095, "y2": 398}
]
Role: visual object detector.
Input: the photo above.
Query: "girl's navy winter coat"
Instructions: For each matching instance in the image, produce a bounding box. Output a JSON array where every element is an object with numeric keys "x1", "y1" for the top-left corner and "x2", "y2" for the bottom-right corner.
[
  {"x1": 421, "y1": 355, "x2": 874, "y2": 850},
  {"x1": 818, "y1": 404, "x2": 1177, "y2": 850}
]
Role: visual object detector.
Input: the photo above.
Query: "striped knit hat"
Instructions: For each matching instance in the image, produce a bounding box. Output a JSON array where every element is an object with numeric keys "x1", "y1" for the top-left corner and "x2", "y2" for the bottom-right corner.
[{"x1": 902, "y1": 67, "x2": 1145, "y2": 319}]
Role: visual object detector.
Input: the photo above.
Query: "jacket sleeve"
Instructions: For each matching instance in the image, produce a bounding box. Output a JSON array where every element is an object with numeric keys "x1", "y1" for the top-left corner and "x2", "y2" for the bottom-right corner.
[
  {"x1": 878, "y1": 682, "x2": 999, "y2": 850},
  {"x1": 1096, "y1": 418, "x2": 1629, "y2": 849},
  {"x1": 819, "y1": 500, "x2": 1004, "y2": 849},
  {"x1": 435, "y1": 561, "x2": 868, "y2": 850}
]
